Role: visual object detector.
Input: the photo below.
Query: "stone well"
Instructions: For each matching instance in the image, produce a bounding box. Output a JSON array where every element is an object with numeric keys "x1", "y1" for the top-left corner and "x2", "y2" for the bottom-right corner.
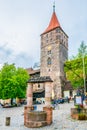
[
  {"x1": 24, "y1": 76, "x2": 53, "y2": 128},
  {"x1": 25, "y1": 110, "x2": 47, "y2": 128}
]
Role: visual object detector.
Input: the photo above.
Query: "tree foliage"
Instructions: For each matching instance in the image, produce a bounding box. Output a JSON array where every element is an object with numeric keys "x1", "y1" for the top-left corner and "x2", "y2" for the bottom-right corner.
[
  {"x1": 0, "y1": 63, "x2": 29, "y2": 99},
  {"x1": 71, "y1": 41, "x2": 87, "y2": 60},
  {"x1": 64, "y1": 42, "x2": 87, "y2": 89},
  {"x1": 77, "y1": 41, "x2": 87, "y2": 58}
]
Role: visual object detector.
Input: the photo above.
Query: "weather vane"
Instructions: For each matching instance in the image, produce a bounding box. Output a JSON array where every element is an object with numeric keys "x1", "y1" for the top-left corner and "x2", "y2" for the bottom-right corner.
[{"x1": 53, "y1": 0, "x2": 55, "y2": 12}]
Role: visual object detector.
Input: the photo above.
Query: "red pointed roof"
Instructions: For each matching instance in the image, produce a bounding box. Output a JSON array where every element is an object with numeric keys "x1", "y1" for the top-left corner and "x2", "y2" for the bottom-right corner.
[{"x1": 42, "y1": 11, "x2": 61, "y2": 34}]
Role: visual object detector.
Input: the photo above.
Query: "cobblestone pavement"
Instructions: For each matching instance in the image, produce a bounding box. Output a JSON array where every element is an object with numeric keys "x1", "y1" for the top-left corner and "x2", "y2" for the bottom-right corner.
[{"x1": 0, "y1": 101, "x2": 87, "y2": 130}]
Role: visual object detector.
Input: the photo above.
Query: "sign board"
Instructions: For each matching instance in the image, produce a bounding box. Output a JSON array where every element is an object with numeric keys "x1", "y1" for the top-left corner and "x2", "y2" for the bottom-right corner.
[
  {"x1": 74, "y1": 95, "x2": 83, "y2": 105},
  {"x1": 76, "y1": 96, "x2": 82, "y2": 104},
  {"x1": 64, "y1": 91, "x2": 69, "y2": 98}
]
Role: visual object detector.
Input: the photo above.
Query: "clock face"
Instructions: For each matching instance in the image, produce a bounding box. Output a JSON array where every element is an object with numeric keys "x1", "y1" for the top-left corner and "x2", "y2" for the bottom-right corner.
[{"x1": 48, "y1": 46, "x2": 51, "y2": 50}]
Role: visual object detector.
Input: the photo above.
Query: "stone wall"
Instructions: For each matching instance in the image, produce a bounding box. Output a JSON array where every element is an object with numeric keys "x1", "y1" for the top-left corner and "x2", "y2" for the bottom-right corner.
[
  {"x1": 43, "y1": 107, "x2": 53, "y2": 125},
  {"x1": 24, "y1": 106, "x2": 34, "y2": 126}
]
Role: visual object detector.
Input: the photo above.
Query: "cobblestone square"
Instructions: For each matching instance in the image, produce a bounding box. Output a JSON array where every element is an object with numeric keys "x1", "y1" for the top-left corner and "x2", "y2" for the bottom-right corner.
[{"x1": 0, "y1": 101, "x2": 87, "y2": 130}]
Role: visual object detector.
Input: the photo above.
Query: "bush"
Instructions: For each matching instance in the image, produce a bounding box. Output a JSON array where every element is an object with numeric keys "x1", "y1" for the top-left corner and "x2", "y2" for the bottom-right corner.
[
  {"x1": 75, "y1": 104, "x2": 83, "y2": 109},
  {"x1": 78, "y1": 113, "x2": 86, "y2": 120}
]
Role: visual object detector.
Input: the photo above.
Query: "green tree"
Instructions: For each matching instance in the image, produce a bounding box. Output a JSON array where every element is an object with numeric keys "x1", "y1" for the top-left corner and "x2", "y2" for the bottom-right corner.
[
  {"x1": 71, "y1": 41, "x2": 87, "y2": 60},
  {"x1": 64, "y1": 42, "x2": 87, "y2": 89},
  {"x1": 77, "y1": 41, "x2": 87, "y2": 58},
  {"x1": 0, "y1": 63, "x2": 29, "y2": 100},
  {"x1": 15, "y1": 67, "x2": 29, "y2": 98}
]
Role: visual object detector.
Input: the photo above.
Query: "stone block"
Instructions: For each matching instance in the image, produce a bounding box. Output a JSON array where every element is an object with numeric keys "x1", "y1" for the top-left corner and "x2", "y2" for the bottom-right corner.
[{"x1": 43, "y1": 106, "x2": 53, "y2": 125}]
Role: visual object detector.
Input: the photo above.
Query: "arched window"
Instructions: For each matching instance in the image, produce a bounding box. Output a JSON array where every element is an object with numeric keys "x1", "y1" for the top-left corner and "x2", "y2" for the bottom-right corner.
[{"x1": 47, "y1": 57, "x2": 51, "y2": 65}]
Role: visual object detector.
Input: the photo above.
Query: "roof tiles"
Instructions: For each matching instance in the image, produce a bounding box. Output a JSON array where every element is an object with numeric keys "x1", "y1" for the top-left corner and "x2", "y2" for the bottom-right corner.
[{"x1": 42, "y1": 12, "x2": 61, "y2": 34}]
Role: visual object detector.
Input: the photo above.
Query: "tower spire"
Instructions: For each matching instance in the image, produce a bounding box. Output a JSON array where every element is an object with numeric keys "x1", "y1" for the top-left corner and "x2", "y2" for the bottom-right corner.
[
  {"x1": 42, "y1": 0, "x2": 61, "y2": 34},
  {"x1": 53, "y1": 1, "x2": 55, "y2": 12}
]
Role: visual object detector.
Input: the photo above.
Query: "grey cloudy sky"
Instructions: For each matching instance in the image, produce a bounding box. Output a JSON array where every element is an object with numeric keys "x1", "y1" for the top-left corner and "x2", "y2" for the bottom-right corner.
[{"x1": 0, "y1": 0, "x2": 87, "y2": 68}]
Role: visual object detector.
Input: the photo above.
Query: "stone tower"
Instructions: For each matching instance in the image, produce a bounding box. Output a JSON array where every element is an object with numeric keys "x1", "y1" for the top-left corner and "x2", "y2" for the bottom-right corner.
[{"x1": 40, "y1": 5, "x2": 68, "y2": 98}]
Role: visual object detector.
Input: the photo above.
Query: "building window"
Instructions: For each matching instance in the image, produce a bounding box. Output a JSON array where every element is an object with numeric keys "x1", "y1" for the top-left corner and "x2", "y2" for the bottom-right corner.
[
  {"x1": 48, "y1": 50, "x2": 51, "y2": 55},
  {"x1": 48, "y1": 69, "x2": 50, "y2": 72},
  {"x1": 46, "y1": 40, "x2": 48, "y2": 43},
  {"x1": 56, "y1": 28, "x2": 60, "y2": 33},
  {"x1": 38, "y1": 84, "x2": 40, "y2": 88},
  {"x1": 50, "y1": 32, "x2": 52, "y2": 36},
  {"x1": 46, "y1": 34, "x2": 48, "y2": 38},
  {"x1": 50, "y1": 38, "x2": 52, "y2": 41},
  {"x1": 47, "y1": 57, "x2": 51, "y2": 65},
  {"x1": 56, "y1": 35, "x2": 61, "y2": 40}
]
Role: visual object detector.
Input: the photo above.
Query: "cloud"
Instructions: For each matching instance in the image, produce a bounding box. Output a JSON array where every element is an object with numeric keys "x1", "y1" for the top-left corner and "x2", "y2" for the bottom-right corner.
[
  {"x1": 0, "y1": 43, "x2": 13, "y2": 62},
  {"x1": 0, "y1": 0, "x2": 87, "y2": 68},
  {"x1": 14, "y1": 52, "x2": 34, "y2": 68},
  {"x1": 0, "y1": 42, "x2": 35, "y2": 68}
]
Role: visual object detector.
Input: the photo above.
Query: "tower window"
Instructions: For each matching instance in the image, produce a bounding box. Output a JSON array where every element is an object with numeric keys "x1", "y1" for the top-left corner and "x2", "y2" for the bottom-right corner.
[
  {"x1": 48, "y1": 69, "x2": 50, "y2": 72},
  {"x1": 46, "y1": 40, "x2": 48, "y2": 43},
  {"x1": 50, "y1": 38, "x2": 52, "y2": 41},
  {"x1": 56, "y1": 35, "x2": 61, "y2": 40},
  {"x1": 46, "y1": 34, "x2": 48, "y2": 38},
  {"x1": 61, "y1": 39, "x2": 63, "y2": 43},
  {"x1": 47, "y1": 57, "x2": 51, "y2": 65},
  {"x1": 48, "y1": 50, "x2": 51, "y2": 55},
  {"x1": 56, "y1": 28, "x2": 60, "y2": 33},
  {"x1": 38, "y1": 84, "x2": 40, "y2": 88},
  {"x1": 50, "y1": 32, "x2": 52, "y2": 36}
]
